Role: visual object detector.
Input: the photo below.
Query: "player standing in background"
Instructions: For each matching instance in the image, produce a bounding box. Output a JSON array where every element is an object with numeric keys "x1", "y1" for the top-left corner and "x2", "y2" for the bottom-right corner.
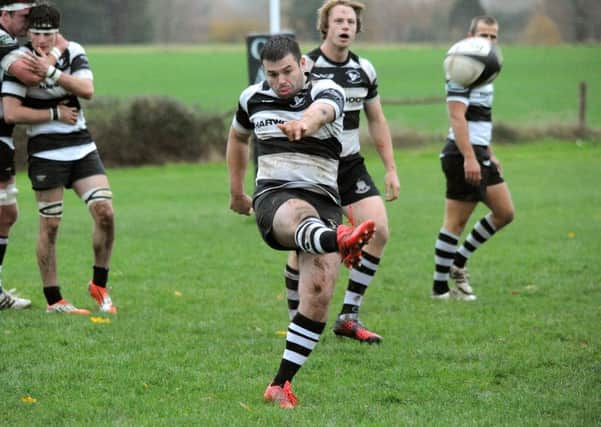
[
  {"x1": 0, "y1": 0, "x2": 68, "y2": 310},
  {"x1": 283, "y1": 0, "x2": 400, "y2": 343},
  {"x1": 2, "y1": 3, "x2": 116, "y2": 314},
  {"x1": 432, "y1": 16, "x2": 514, "y2": 300},
  {"x1": 227, "y1": 35, "x2": 376, "y2": 408}
]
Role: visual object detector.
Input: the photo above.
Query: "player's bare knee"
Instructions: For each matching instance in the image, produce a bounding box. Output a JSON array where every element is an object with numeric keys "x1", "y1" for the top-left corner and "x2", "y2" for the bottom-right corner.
[
  {"x1": 93, "y1": 201, "x2": 115, "y2": 231},
  {"x1": 373, "y1": 222, "x2": 389, "y2": 247},
  {"x1": 40, "y1": 217, "x2": 61, "y2": 243},
  {"x1": 83, "y1": 186, "x2": 114, "y2": 231}
]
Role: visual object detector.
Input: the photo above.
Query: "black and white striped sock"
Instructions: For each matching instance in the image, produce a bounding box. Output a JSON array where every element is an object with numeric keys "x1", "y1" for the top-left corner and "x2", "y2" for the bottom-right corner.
[
  {"x1": 433, "y1": 228, "x2": 459, "y2": 294},
  {"x1": 340, "y1": 250, "x2": 380, "y2": 315},
  {"x1": 272, "y1": 312, "x2": 325, "y2": 386},
  {"x1": 454, "y1": 213, "x2": 497, "y2": 268},
  {"x1": 293, "y1": 217, "x2": 337, "y2": 254}
]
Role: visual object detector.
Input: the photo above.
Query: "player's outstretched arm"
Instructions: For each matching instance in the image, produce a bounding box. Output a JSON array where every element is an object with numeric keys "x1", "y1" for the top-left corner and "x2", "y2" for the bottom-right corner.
[{"x1": 277, "y1": 101, "x2": 335, "y2": 141}]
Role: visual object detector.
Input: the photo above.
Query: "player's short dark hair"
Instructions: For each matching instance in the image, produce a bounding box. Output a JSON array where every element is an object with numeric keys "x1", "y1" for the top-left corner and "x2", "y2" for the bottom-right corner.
[
  {"x1": 260, "y1": 35, "x2": 301, "y2": 64},
  {"x1": 0, "y1": 0, "x2": 30, "y2": 7},
  {"x1": 28, "y1": 2, "x2": 61, "y2": 31},
  {"x1": 468, "y1": 16, "x2": 498, "y2": 34}
]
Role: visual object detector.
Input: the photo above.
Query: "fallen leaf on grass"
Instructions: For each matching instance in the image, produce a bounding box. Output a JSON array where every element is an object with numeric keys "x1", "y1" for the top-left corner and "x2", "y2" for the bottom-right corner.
[
  {"x1": 21, "y1": 396, "x2": 37, "y2": 404},
  {"x1": 174, "y1": 291, "x2": 183, "y2": 297},
  {"x1": 275, "y1": 330, "x2": 287, "y2": 336},
  {"x1": 90, "y1": 317, "x2": 111, "y2": 324},
  {"x1": 239, "y1": 402, "x2": 251, "y2": 411}
]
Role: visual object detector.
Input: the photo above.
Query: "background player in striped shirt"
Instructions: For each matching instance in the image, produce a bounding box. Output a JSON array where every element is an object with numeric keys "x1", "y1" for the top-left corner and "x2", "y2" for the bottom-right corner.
[
  {"x1": 2, "y1": 3, "x2": 116, "y2": 314},
  {"x1": 283, "y1": 0, "x2": 400, "y2": 344},
  {"x1": 432, "y1": 16, "x2": 515, "y2": 300},
  {"x1": 227, "y1": 35, "x2": 376, "y2": 408}
]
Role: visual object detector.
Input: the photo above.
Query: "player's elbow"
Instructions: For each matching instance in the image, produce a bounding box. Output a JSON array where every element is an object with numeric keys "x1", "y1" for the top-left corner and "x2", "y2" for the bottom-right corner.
[
  {"x1": 448, "y1": 110, "x2": 465, "y2": 122},
  {"x1": 79, "y1": 88, "x2": 94, "y2": 100},
  {"x1": 77, "y1": 81, "x2": 94, "y2": 100}
]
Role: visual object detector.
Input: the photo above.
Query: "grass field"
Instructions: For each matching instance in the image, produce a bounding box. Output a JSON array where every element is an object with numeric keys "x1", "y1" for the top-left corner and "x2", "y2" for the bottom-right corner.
[
  {"x1": 87, "y1": 44, "x2": 601, "y2": 134},
  {"x1": 2, "y1": 140, "x2": 600, "y2": 425}
]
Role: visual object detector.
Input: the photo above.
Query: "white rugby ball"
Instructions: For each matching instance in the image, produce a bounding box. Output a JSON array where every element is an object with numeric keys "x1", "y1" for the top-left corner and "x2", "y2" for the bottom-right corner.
[{"x1": 443, "y1": 37, "x2": 503, "y2": 88}]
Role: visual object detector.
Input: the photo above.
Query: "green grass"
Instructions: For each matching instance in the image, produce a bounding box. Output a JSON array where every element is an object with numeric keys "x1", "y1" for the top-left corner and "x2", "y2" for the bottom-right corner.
[
  {"x1": 1, "y1": 140, "x2": 600, "y2": 425},
  {"x1": 88, "y1": 44, "x2": 601, "y2": 133}
]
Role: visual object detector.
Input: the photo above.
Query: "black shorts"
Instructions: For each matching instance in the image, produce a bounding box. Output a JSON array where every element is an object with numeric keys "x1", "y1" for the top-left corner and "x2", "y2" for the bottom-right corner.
[
  {"x1": 338, "y1": 153, "x2": 380, "y2": 206},
  {"x1": 28, "y1": 150, "x2": 106, "y2": 191},
  {"x1": 253, "y1": 188, "x2": 342, "y2": 251},
  {"x1": 0, "y1": 142, "x2": 16, "y2": 182},
  {"x1": 441, "y1": 139, "x2": 504, "y2": 202}
]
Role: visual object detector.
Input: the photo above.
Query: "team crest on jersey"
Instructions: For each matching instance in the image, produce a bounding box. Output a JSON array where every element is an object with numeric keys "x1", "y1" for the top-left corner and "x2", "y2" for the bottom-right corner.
[
  {"x1": 345, "y1": 69, "x2": 362, "y2": 84},
  {"x1": 311, "y1": 72, "x2": 335, "y2": 80},
  {"x1": 290, "y1": 95, "x2": 306, "y2": 109},
  {"x1": 355, "y1": 180, "x2": 371, "y2": 194}
]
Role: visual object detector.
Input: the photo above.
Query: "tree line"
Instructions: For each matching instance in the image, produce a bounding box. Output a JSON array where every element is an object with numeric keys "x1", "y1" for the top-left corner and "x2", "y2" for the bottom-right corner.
[{"x1": 49, "y1": 0, "x2": 601, "y2": 45}]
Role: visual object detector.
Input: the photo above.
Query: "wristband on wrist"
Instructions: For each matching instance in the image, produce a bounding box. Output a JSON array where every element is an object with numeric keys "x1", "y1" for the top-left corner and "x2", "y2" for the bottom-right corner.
[
  {"x1": 49, "y1": 106, "x2": 59, "y2": 121},
  {"x1": 46, "y1": 65, "x2": 62, "y2": 83},
  {"x1": 50, "y1": 47, "x2": 62, "y2": 61},
  {"x1": 46, "y1": 65, "x2": 56, "y2": 78}
]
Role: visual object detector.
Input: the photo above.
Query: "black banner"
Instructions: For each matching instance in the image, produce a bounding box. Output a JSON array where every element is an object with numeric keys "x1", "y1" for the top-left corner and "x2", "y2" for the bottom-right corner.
[{"x1": 245, "y1": 33, "x2": 295, "y2": 85}]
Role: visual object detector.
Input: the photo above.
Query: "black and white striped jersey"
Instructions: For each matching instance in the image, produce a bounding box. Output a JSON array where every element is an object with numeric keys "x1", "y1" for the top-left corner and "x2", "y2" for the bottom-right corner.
[
  {"x1": 1, "y1": 41, "x2": 95, "y2": 160},
  {"x1": 304, "y1": 48, "x2": 379, "y2": 158},
  {"x1": 446, "y1": 81, "x2": 494, "y2": 147},
  {"x1": 232, "y1": 78, "x2": 345, "y2": 203},
  {"x1": 0, "y1": 25, "x2": 19, "y2": 147}
]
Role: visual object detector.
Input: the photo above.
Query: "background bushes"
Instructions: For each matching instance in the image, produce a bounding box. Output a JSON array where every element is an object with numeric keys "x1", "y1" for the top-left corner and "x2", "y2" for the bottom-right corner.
[{"x1": 14, "y1": 96, "x2": 227, "y2": 170}]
